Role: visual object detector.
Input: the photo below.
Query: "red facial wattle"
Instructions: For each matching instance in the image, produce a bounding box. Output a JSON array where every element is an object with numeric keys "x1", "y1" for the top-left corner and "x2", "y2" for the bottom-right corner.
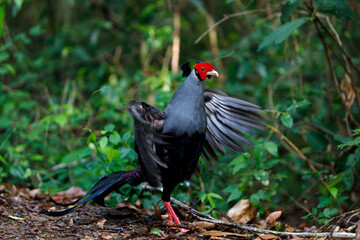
[{"x1": 194, "y1": 63, "x2": 219, "y2": 80}]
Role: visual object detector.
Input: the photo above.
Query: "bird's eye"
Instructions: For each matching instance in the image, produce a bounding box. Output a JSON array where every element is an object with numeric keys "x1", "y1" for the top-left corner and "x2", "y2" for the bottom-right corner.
[{"x1": 201, "y1": 67, "x2": 205, "y2": 71}]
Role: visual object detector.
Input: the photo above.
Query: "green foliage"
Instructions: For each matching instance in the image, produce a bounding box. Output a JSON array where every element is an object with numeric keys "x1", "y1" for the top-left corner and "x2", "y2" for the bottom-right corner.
[
  {"x1": 0, "y1": 0, "x2": 359, "y2": 225},
  {"x1": 281, "y1": 0, "x2": 305, "y2": 22},
  {"x1": 338, "y1": 128, "x2": 360, "y2": 149},
  {"x1": 258, "y1": 18, "x2": 308, "y2": 51}
]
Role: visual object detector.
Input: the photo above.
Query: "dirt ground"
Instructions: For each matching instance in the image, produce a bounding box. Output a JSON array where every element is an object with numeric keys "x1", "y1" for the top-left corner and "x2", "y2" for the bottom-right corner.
[
  {"x1": 0, "y1": 185, "x2": 257, "y2": 240},
  {"x1": 0, "y1": 184, "x2": 358, "y2": 239}
]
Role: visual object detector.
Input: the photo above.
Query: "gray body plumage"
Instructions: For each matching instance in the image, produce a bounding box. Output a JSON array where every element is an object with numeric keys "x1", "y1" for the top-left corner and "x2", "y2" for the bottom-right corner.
[{"x1": 163, "y1": 70, "x2": 207, "y2": 136}]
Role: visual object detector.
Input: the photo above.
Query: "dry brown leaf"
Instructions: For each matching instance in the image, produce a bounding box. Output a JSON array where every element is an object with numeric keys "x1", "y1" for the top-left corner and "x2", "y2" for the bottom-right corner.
[
  {"x1": 340, "y1": 74, "x2": 356, "y2": 112},
  {"x1": 96, "y1": 218, "x2": 107, "y2": 229},
  {"x1": 256, "y1": 233, "x2": 279, "y2": 239},
  {"x1": 80, "y1": 236, "x2": 94, "y2": 240},
  {"x1": 116, "y1": 201, "x2": 141, "y2": 213},
  {"x1": 51, "y1": 186, "x2": 85, "y2": 203},
  {"x1": 195, "y1": 221, "x2": 216, "y2": 230},
  {"x1": 285, "y1": 225, "x2": 295, "y2": 232},
  {"x1": 100, "y1": 235, "x2": 113, "y2": 239},
  {"x1": 226, "y1": 199, "x2": 256, "y2": 224},
  {"x1": 199, "y1": 230, "x2": 250, "y2": 238},
  {"x1": 265, "y1": 211, "x2": 282, "y2": 226},
  {"x1": 28, "y1": 189, "x2": 41, "y2": 199}
]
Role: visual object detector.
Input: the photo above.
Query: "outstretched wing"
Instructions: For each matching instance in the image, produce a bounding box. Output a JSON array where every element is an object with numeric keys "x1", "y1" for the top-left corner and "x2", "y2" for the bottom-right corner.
[
  {"x1": 128, "y1": 101, "x2": 167, "y2": 187},
  {"x1": 202, "y1": 89, "x2": 264, "y2": 161}
]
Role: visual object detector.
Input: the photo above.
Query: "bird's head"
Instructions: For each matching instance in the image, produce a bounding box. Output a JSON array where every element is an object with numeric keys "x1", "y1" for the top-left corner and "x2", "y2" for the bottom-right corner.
[
  {"x1": 194, "y1": 62, "x2": 219, "y2": 80},
  {"x1": 180, "y1": 61, "x2": 219, "y2": 81}
]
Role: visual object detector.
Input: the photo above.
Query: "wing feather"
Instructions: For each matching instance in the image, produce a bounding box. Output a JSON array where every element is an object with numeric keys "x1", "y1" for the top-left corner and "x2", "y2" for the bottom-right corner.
[
  {"x1": 202, "y1": 89, "x2": 264, "y2": 162},
  {"x1": 128, "y1": 101, "x2": 167, "y2": 187}
]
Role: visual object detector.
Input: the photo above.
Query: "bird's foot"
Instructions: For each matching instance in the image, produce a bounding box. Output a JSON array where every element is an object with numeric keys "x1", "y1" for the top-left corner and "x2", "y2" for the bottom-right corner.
[{"x1": 163, "y1": 200, "x2": 189, "y2": 232}]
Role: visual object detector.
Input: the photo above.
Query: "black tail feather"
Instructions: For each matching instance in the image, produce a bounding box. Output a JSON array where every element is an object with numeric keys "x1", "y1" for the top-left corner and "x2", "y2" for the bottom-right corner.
[{"x1": 42, "y1": 170, "x2": 141, "y2": 216}]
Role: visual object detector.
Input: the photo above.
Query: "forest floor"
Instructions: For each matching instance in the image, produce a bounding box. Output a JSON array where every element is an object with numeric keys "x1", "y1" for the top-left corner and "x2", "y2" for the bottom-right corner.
[{"x1": 0, "y1": 184, "x2": 357, "y2": 240}]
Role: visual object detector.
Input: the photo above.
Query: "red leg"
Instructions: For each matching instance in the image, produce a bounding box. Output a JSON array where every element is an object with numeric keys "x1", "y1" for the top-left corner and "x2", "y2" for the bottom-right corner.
[{"x1": 162, "y1": 201, "x2": 189, "y2": 232}]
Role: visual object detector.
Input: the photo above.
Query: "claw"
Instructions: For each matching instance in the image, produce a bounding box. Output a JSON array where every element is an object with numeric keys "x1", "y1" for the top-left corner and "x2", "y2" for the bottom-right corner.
[{"x1": 162, "y1": 200, "x2": 189, "y2": 232}]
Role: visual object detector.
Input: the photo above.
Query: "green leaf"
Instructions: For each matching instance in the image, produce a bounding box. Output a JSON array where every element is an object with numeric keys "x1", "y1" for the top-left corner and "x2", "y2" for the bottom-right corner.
[
  {"x1": 99, "y1": 136, "x2": 108, "y2": 149},
  {"x1": 305, "y1": 131, "x2": 328, "y2": 151},
  {"x1": 223, "y1": 184, "x2": 238, "y2": 193},
  {"x1": 280, "y1": 112, "x2": 293, "y2": 128},
  {"x1": 0, "y1": 155, "x2": 6, "y2": 164},
  {"x1": 87, "y1": 133, "x2": 96, "y2": 145},
  {"x1": 78, "y1": 148, "x2": 93, "y2": 159},
  {"x1": 287, "y1": 99, "x2": 311, "y2": 112},
  {"x1": 104, "y1": 124, "x2": 115, "y2": 132},
  {"x1": 229, "y1": 153, "x2": 249, "y2": 174},
  {"x1": 317, "y1": 197, "x2": 331, "y2": 208},
  {"x1": 208, "y1": 192, "x2": 223, "y2": 200},
  {"x1": 316, "y1": 0, "x2": 354, "y2": 20},
  {"x1": 250, "y1": 193, "x2": 260, "y2": 206},
  {"x1": 228, "y1": 190, "x2": 242, "y2": 202},
  {"x1": 109, "y1": 133, "x2": 121, "y2": 145},
  {"x1": 281, "y1": 0, "x2": 305, "y2": 22},
  {"x1": 54, "y1": 114, "x2": 67, "y2": 127},
  {"x1": 0, "y1": 5, "x2": 4, "y2": 36},
  {"x1": 258, "y1": 17, "x2": 308, "y2": 51},
  {"x1": 107, "y1": 148, "x2": 115, "y2": 163},
  {"x1": 323, "y1": 208, "x2": 338, "y2": 218},
  {"x1": 29, "y1": 25, "x2": 43, "y2": 36},
  {"x1": 0, "y1": 52, "x2": 9, "y2": 62},
  {"x1": 62, "y1": 148, "x2": 92, "y2": 163},
  {"x1": 338, "y1": 137, "x2": 360, "y2": 149},
  {"x1": 150, "y1": 228, "x2": 162, "y2": 236},
  {"x1": 330, "y1": 187, "x2": 338, "y2": 198},
  {"x1": 265, "y1": 141, "x2": 279, "y2": 157},
  {"x1": 352, "y1": 128, "x2": 360, "y2": 136}
]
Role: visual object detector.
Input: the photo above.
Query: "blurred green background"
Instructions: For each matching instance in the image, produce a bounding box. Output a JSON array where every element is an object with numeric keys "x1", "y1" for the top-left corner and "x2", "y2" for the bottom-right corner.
[{"x1": 0, "y1": 0, "x2": 359, "y2": 224}]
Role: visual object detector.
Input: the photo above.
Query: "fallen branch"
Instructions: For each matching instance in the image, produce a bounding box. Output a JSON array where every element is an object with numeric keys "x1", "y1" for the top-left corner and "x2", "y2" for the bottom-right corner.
[{"x1": 170, "y1": 197, "x2": 356, "y2": 239}]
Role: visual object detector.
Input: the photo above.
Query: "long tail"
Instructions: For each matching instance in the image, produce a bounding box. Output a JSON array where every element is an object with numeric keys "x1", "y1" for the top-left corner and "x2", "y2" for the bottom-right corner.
[{"x1": 42, "y1": 166, "x2": 144, "y2": 216}]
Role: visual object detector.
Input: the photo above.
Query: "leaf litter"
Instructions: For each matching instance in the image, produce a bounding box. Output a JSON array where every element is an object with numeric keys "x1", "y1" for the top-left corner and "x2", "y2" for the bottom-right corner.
[{"x1": 0, "y1": 184, "x2": 358, "y2": 239}]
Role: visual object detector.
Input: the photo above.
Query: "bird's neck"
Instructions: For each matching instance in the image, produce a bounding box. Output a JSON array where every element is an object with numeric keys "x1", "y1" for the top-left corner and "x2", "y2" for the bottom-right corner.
[{"x1": 163, "y1": 70, "x2": 206, "y2": 135}]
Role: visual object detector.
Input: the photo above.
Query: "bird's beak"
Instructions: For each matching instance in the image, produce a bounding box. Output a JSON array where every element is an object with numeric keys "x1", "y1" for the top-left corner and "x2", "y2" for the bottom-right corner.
[{"x1": 206, "y1": 70, "x2": 219, "y2": 78}]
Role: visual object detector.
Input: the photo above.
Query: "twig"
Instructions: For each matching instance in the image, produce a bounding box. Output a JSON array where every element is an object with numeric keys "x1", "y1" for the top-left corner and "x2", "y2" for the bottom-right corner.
[
  {"x1": 170, "y1": 197, "x2": 355, "y2": 238},
  {"x1": 314, "y1": 19, "x2": 341, "y2": 94},
  {"x1": 266, "y1": 124, "x2": 333, "y2": 196},
  {"x1": 195, "y1": 9, "x2": 268, "y2": 44},
  {"x1": 48, "y1": 158, "x2": 93, "y2": 172},
  {"x1": 315, "y1": 18, "x2": 360, "y2": 76}
]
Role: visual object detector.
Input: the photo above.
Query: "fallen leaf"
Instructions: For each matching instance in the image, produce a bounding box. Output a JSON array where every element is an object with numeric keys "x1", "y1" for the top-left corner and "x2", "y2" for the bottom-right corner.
[
  {"x1": 256, "y1": 233, "x2": 279, "y2": 239},
  {"x1": 150, "y1": 228, "x2": 162, "y2": 237},
  {"x1": 195, "y1": 221, "x2": 216, "y2": 230},
  {"x1": 100, "y1": 235, "x2": 113, "y2": 239},
  {"x1": 136, "y1": 227, "x2": 147, "y2": 236},
  {"x1": 80, "y1": 236, "x2": 94, "y2": 240},
  {"x1": 226, "y1": 199, "x2": 256, "y2": 224},
  {"x1": 199, "y1": 230, "x2": 250, "y2": 238},
  {"x1": 265, "y1": 211, "x2": 282, "y2": 226},
  {"x1": 29, "y1": 189, "x2": 41, "y2": 199},
  {"x1": 340, "y1": 74, "x2": 356, "y2": 112},
  {"x1": 8, "y1": 215, "x2": 26, "y2": 220},
  {"x1": 116, "y1": 201, "x2": 141, "y2": 213},
  {"x1": 51, "y1": 186, "x2": 85, "y2": 203},
  {"x1": 96, "y1": 218, "x2": 107, "y2": 229}
]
